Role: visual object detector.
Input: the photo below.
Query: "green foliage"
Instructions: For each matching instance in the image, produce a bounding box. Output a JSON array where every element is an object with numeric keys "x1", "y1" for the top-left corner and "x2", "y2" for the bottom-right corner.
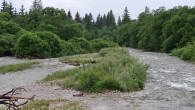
[
  {"x1": 0, "y1": 12, "x2": 11, "y2": 21},
  {"x1": 172, "y1": 42, "x2": 195, "y2": 63},
  {"x1": 59, "y1": 54, "x2": 99, "y2": 64},
  {"x1": 0, "y1": 21, "x2": 21, "y2": 35},
  {"x1": 60, "y1": 24, "x2": 83, "y2": 40},
  {"x1": 60, "y1": 40, "x2": 78, "y2": 56},
  {"x1": 44, "y1": 48, "x2": 148, "y2": 92},
  {"x1": 75, "y1": 70, "x2": 101, "y2": 91},
  {"x1": 0, "y1": 36, "x2": 9, "y2": 56},
  {"x1": 69, "y1": 37, "x2": 91, "y2": 54},
  {"x1": 116, "y1": 22, "x2": 139, "y2": 47},
  {"x1": 99, "y1": 77, "x2": 122, "y2": 90},
  {"x1": 35, "y1": 31, "x2": 62, "y2": 57},
  {"x1": 0, "y1": 61, "x2": 41, "y2": 74},
  {"x1": 90, "y1": 38, "x2": 118, "y2": 52},
  {"x1": 15, "y1": 33, "x2": 50, "y2": 58},
  {"x1": 0, "y1": 33, "x2": 15, "y2": 56},
  {"x1": 37, "y1": 23, "x2": 58, "y2": 35}
]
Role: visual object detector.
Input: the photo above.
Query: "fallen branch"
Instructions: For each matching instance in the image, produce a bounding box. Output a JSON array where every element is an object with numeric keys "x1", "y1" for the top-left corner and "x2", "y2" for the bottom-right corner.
[{"x1": 0, "y1": 88, "x2": 35, "y2": 110}]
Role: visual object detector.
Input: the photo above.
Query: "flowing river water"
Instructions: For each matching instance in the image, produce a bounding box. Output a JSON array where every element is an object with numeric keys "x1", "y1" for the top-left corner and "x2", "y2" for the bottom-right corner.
[{"x1": 0, "y1": 48, "x2": 195, "y2": 110}]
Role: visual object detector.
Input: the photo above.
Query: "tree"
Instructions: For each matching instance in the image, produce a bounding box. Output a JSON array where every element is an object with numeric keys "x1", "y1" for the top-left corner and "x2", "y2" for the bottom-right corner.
[
  {"x1": 67, "y1": 10, "x2": 72, "y2": 19},
  {"x1": 122, "y1": 7, "x2": 130, "y2": 24},
  {"x1": 19, "y1": 5, "x2": 25, "y2": 16},
  {"x1": 75, "y1": 11, "x2": 82, "y2": 23},
  {"x1": 31, "y1": 0, "x2": 42, "y2": 11},
  {"x1": 8, "y1": 2, "x2": 14, "y2": 17},
  {"x1": 13, "y1": 8, "x2": 17, "y2": 17},
  {"x1": 117, "y1": 16, "x2": 122, "y2": 26},
  {"x1": 96, "y1": 14, "x2": 102, "y2": 29},
  {"x1": 106, "y1": 10, "x2": 116, "y2": 27},
  {"x1": 1, "y1": 0, "x2": 6, "y2": 12}
]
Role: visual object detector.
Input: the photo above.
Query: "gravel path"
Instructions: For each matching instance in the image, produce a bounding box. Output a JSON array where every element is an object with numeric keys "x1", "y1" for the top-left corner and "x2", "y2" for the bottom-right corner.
[{"x1": 0, "y1": 48, "x2": 195, "y2": 110}]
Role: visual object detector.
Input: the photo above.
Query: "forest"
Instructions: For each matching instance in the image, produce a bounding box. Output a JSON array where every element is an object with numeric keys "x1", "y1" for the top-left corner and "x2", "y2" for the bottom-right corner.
[{"x1": 0, "y1": 0, "x2": 194, "y2": 62}]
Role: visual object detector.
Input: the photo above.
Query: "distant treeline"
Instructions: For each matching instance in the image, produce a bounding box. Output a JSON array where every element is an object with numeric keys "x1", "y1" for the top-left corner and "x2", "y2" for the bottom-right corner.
[{"x1": 0, "y1": 0, "x2": 194, "y2": 61}]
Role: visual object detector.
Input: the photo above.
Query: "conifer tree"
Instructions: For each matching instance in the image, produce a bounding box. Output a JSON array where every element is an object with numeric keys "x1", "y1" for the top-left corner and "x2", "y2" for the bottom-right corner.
[
  {"x1": 1, "y1": 0, "x2": 6, "y2": 12},
  {"x1": 13, "y1": 8, "x2": 17, "y2": 17},
  {"x1": 75, "y1": 11, "x2": 82, "y2": 23},
  {"x1": 67, "y1": 10, "x2": 72, "y2": 19},
  {"x1": 8, "y1": 2, "x2": 14, "y2": 17},
  {"x1": 122, "y1": 7, "x2": 131, "y2": 24},
  {"x1": 20, "y1": 5, "x2": 25, "y2": 16},
  {"x1": 96, "y1": 14, "x2": 101, "y2": 29},
  {"x1": 117, "y1": 16, "x2": 122, "y2": 26}
]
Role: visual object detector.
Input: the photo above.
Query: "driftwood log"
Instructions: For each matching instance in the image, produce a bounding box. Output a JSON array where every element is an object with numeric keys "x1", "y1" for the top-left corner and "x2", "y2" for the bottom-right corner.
[{"x1": 0, "y1": 88, "x2": 34, "y2": 110}]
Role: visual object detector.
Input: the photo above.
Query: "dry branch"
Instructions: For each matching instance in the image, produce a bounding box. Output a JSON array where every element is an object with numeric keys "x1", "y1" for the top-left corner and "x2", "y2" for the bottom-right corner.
[{"x1": 0, "y1": 88, "x2": 35, "y2": 110}]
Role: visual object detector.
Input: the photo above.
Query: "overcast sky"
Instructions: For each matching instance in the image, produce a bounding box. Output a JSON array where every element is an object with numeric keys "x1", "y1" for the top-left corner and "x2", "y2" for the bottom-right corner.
[{"x1": 2, "y1": 0, "x2": 195, "y2": 19}]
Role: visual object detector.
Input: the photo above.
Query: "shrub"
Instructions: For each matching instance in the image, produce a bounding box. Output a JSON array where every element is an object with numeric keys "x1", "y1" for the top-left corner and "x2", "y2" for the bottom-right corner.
[
  {"x1": 69, "y1": 37, "x2": 91, "y2": 54},
  {"x1": 99, "y1": 77, "x2": 122, "y2": 90},
  {"x1": 60, "y1": 24, "x2": 83, "y2": 40},
  {"x1": 0, "y1": 33, "x2": 15, "y2": 56},
  {"x1": 15, "y1": 33, "x2": 50, "y2": 58},
  {"x1": 0, "y1": 21, "x2": 21, "y2": 35},
  {"x1": 172, "y1": 42, "x2": 195, "y2": 63},
  {"x1": 75, "y1": 70, "x2": 101, "y2": 91},
  {"x1": 181, "y1": 44, "x2": 195, "y2": 61},
  {"x1": 90, "y1": 38, "x2": 118, "y2": 52},
  {"x1": 0, "y1": 37, "x2": 9, "y2": 56},
  {"x1": 60, "y1": 40, "x2": 78, "y2": 55},
  {"x1": 35, "y1": 31, "x2": 62, "y2": 57},
  {"x1": 37, "y1": 23, "x2": 58, "y2": 35}
]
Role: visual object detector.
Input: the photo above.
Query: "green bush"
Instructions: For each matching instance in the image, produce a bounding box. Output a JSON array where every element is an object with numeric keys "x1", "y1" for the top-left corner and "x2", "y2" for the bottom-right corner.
[
  {"x1": 37, "y1": 23, "x2": 58, "y2": 35},
  {"x1": 90, "y1": 38, "x2": 118, "y2": 52},
  {"x1": 99, "y1": 77, "x2": 122, "y2": 90},
  {"x1": 0, "y1": 33, "x2": 15, "y2": 56},
  {"x1": 60, "y1": 24, "x2": 83, "y2": 40},
  {"x1": 0, "y1": 21, "x2": 21, "y2": 35},
  {"x1": 172, "y1": 42, "x2": 195, "y2": 63},
  {"x1": 60, "y1": 40, "x2": 78, "y2": 55},
  {"x1": 69, "y1": 37, "x2": 91, "y2": 54},
  {"x1": 0, "y1": 37, "x2": 9, "y2": 56},
  {"x1": 15, "y1": 33, "x2": 50, "y2": 58},
  {"x1": 35, "y1": 31, "x2": 62, "y2": 57},
  {"x1": 181, "y1": 44, "x2": 195, "y2": 61},
  {"x1": 172, "y1": 48, "x2": 184, "y2": 57},
  {"x1": 75, "y1": 70, "x2": 101, "y2": 91}
]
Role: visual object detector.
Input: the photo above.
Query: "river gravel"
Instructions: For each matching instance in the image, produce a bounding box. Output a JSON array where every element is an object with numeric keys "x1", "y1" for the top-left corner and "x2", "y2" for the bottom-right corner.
[{"x1": 0, "y1": 48, "x2": 195, "y2": 110}]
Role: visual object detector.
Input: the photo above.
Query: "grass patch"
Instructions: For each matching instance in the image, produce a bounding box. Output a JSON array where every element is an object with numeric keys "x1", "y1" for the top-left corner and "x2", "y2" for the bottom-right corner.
[
  {"x1": 44, "y1": 47, "x2": 148, "y2": 92},
  {"x1": 0, "y1": 99, "x2": 83, "y2": 110},
  {"x1": 59, "y1": 54, "x2": 100, "y2": 64},
  {"x1": 172, "y1": 42, "x2": 195, "y2": 63},
  {"x1": 0, "y1": 61, "x2": 41, "y2": 74}
]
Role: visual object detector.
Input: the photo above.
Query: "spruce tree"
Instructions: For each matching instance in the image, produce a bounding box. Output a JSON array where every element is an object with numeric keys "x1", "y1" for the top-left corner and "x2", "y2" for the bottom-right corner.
[
  {"x1": 20, "y1": 5, "x2": 25, "y2": 16},
  {"x1": 122, "y1": 7, "x2": 131, "y2": 24},
  {"x1": 8, "y1": 2, "x2": 14, "y2": 17},
  {"x1": 13, "y1": 8, "x2": 17, "y2": 17},
  {"x1": 1, "y1": 0, "x2": 6, "y2": 12},
  {"x1": 67, "y1": 10, "x2": 72, "y2": 19},
  {"x1": 75, "y1": 11, "x2": 82, "y2": 23},
  {"x1": 117, "y1": 16, "x2": 122, "y2": 26},
  {"x1": 96, "y1": 14, "x2": 101, "y2": 29}
]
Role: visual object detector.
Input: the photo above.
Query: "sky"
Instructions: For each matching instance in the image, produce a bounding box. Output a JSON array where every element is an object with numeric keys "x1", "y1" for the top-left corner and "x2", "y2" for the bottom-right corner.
[{"x1": 2, "y1": 0, "x2": 195, "y2": 19}]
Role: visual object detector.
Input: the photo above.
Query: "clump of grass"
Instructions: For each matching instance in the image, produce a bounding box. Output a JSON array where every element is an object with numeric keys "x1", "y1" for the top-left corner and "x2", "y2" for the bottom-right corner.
[
  {"x1": 0, "y1": 61, "x2": 41, "y2": 74},
  {"x1": 44, "y1": 47, "x2": 148, "y2": 92},
  {"x1": 172, "y1": 42, "x2": 195, "y2": 63},
  {"x1": 20, "y1": 99, "x2": 83, "y2": 110},
  {"x1": 59, "y1": 54, "x2": 100, "y2": 64}
]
